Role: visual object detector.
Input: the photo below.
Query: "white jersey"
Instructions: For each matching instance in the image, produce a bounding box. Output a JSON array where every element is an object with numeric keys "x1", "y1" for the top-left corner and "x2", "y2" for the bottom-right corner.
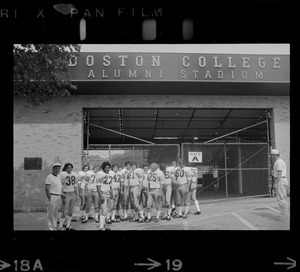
[
  {"x1": 120, "y1": 167, "x2": 131, "y2": 187},
  {"x1": 190, "y1": 167, "x2": 198, "y2": 183},
  {"x1": 148, "y1": 169, "x2": 164, "y2": 189},
  {"x1": 60, "y1": 171, "x2": 78, "y2": 192},
  {"x1": 274, "y1": 158, "x2": 287, "y2": 178},
  {"x1": 95, "y1": 170, "x2": 114, "y2": 193},
  {"x1": 111, "y1": 171, "x2": 122, "y2": 190},
  {"x1": 142, "y1": 170, "x2": 151, "y2": 188},
  {"x1": 175, "y1": 167, "x2": 191, "y2": 185},
  {"x1": 163, "y1": 166, "x2": 175, "y2": 185},
  {"x1": 129, "y1": 168, "x2": 144, "y2": 187},
  {"x1": 77, "y1": 171, "x2": 87, "y2": 190},
  {"x1": 86, "y1": 170, "x2": 97, "y2": 191}
]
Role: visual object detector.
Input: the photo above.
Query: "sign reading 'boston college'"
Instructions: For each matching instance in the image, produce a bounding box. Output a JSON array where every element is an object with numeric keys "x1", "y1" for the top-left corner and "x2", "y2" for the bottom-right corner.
[{"x1": 68, "y1": 53, "x2": 289, "y2": 82}]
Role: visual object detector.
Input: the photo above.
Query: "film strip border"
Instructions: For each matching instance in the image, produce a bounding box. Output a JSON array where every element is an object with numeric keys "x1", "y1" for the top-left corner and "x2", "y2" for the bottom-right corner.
[
  {"x1": 0, "y1": 1, "x2": 294, "y2": 43},
  {"x1": 4, "y1": 232, "x2": 294, "y2": 271}
]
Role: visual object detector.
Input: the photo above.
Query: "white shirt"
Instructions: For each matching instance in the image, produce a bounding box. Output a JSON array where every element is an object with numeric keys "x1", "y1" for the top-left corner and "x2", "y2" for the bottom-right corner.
[
  {"x1": 45, "y1": 173, "x2": 62, "y2": 195},
  {"x1": 95, "y1": 170, "x2": 114, "y2": 193},
  {"x1": 60, "y1": 171, "x2": 78, "y2": 192},
  {"x1": 163, "y1": 166, "x2": 175, "y2": 185},
  {"x1": 148, "y1": 169, "x2": 164, "y2": 189},
  {"x1": 77, "y1": 171, "x2": 87, "y2": 190},
  {"x1": 274, "y1": 158, "x2": 287, "y2": 178},
  {"x1": 86, "y1": 170, "x2": 97, "y2": 191},
  {"x1": 190, "y1": 167, "x2": 198, "y2": 183},
  {"x1": 120, "y1": 167, "x2": 131, "y2": 187},
  {"x1": 111, "y1": 171, "x2": 122, "y2": 190},
  {"x1": 142, "y1": 170, "x2": 151, "y2": 188},
  {"x1": 129, "y1": 168, "x2": 143, "y2": 187},
  {"x1": 175, "y1": 167, "x2": 191, "y2": 185}
]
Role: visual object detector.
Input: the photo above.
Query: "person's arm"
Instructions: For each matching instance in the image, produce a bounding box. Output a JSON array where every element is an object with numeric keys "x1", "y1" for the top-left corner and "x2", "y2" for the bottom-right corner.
[
  {"x1": 45, "y1": 184, "x2": 51, "y2": 202},
  {"x1": 75, "y1": 184, "x2": 79, "y2": 197}
]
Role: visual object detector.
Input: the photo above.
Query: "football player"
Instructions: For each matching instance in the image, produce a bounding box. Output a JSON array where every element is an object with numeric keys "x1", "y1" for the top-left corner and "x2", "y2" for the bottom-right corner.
[
  {"x1": 58, "y1": 163, "x2": 79, "y2": 230},
  {"x1": 120, "y1": 161, "x2": 132, "y2": 221},
  {"x1": 77, "y1": 165, "x2": 90, "y2": 221},
  {"x1": 140, "y1": 163, "x2": 150, "y2": 220},
  {"x1": 188, "y1": 167, "x2": 201, "y2": 215},
  {"x1": 169, "y1": 161, "x2": 178, "y2": 216},
  {"x1": 146, "y1": 163, "x2": 164, "y2": 223},
  {"x1": 82, "y1": 165, "x2": 100, "y2": 223},
  {"x1": 96, "y1": 161, "x2": 114, "y2": 231},
  {"x1": 111, "y1": 164, "x2": 122, "y2": 222},
  {"x1": 174, "y1": 160, "x2": 191, "y2": 219},
  {"x1": 128, "y1": 162, "x2": 145, "y2": 223},
  {"x1": 160, "y1": 163, "x2": 173, "y2": 221}
]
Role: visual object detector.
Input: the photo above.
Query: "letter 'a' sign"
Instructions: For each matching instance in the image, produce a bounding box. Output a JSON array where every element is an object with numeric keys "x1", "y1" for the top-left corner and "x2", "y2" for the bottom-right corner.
[{"x1": 188, "y1": 152, "x2": 202, "y2": 163}]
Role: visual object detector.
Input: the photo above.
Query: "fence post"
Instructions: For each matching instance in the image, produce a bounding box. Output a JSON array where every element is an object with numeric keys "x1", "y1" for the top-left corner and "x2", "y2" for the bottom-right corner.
[{"x1": 224, "y1": 143, "x2": 228, "y2": 198}]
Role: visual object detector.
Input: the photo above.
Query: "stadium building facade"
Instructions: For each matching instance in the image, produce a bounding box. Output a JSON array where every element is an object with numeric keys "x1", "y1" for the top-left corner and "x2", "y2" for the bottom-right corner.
[{"x1": 13, "y1": 44, "x2": 290, "y2": 211}]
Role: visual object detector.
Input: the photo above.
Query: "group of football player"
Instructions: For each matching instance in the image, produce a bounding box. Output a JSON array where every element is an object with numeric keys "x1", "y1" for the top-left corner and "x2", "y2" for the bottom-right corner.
[{"x1": 56, "y1": 160, "x2": 201, "y2": 231}]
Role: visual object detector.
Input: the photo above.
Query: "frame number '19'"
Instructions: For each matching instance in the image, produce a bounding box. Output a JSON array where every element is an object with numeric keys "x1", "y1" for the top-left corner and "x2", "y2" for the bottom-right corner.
[{"x1": 166, "y1": 259, "x2": 182, "y2": 271}]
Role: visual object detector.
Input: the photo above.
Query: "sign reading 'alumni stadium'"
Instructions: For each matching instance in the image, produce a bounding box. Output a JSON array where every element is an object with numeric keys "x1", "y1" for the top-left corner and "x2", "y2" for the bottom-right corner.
[{"x1": 68, "y1": 53, "x2": 289, "y2": 82}]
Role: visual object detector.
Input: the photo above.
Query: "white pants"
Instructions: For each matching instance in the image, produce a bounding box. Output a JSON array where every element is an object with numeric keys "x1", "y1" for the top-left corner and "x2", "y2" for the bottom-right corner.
[
  {"x1": 46, "y1": 195, "x2": 62, "y2": 230},
  {"x1": 276, "y1": 178, "x2": 289, "y2": 215}
]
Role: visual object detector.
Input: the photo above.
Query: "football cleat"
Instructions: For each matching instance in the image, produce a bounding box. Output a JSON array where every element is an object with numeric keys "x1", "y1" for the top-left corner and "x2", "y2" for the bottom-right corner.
[
  {"x1": 106, "y1": 219, "x2": 112, "y2": 224},
  {"x1": 175, "y1": 214, "x2": 183, "y2": 218},
  {"x1": 63, "y1": 221, "x2": 67, "y2": 228},
  {"x1": 95, "y1": 218, "x2": 100, "y2": 223},
  {"x1": 66, "y1": 226, "x2": 75, "y2": 231},
  {"x1": 138, "y1": 218, "x2": 144, "y2": 223},
  {"x1": 182, "y1": 213, "x2": 188, "y2": 219},
  {"x1": 145, "y1": 218, "x2": 152, "y2": 223},
  {"x1": 161, "y1": 216, "x2": 167, "y2": 220},
  {"x1": 121, "y1": 217, "x2": 128, "y2": 221},
  {"x1": 166, "y1": 216, "x2": 171, "y2": 221},
  {"x1": 194, "y1": 211, "x2": 201, "y2": 215},
  {"x1": 155, "y1": 218, "x2": 160, "y2": 223},
  {"x1": 99, "y1": 227, "x2": 111, "y2": 231},
  {"x1": 81, "y1": 218, "x2": 88, "y2": 223}
]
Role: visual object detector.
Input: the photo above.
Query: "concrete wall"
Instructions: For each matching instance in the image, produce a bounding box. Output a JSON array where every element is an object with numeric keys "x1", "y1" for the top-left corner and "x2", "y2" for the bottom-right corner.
[{"x1": 13, "y1": 95, "x2": 289, "y2": 211}]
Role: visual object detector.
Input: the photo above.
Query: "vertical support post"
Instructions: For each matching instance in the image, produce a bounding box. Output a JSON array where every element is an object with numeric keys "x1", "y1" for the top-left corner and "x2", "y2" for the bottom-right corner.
[
  {"x1": 133, "y1": 145, "x2": 135, "y2": 161},
  {"x1": 86, "y1": 112, "x2": 90, "y2": 163},
  {"x1": 108, "y1": 144, "x2": 111, "y2": 162},
  {"x1": 266, "y1": 111, "x2": 273, "y2": 196},
  {"x1": 237, "y1": 144, "x2": 243, "y2": 195},
  {"x1": 224, "y1": 143, "x2": 228, "y2": 198}
]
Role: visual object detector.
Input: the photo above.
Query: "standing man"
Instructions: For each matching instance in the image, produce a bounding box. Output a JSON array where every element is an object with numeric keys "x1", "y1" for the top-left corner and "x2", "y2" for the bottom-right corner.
[
  {"x1": 271, "y1": 149, "x2": 289, "y2": 218},
  {"x1": 45, "y1": 162, "x2": 62, "y2": 231},
  {"x1": 146, "y1": 163, "x2": 164, "y2": 223},
  {"x1": 96, "y1": 161, "x2": 114, "y2": 231},
  {"x1": 174, "y1": 160, "x2": 191, "y2": 219},
  {"x1": 59, "y1": 163, "x2": 79, "y2": 230},
  {"x1": 128, "y1": 162, "x2": 145, "y2": 223},
  {"x1": 188, "y1": 167, "x2": 201, "y2": 215},
  {"x1": 120, "y1": 161, "x2": 132, "y2": 221}
]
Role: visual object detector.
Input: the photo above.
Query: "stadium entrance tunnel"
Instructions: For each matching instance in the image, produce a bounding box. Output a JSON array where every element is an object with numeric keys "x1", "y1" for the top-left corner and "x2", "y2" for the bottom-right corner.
[{"x1": 82, "y1": 108, "x2": 272, "y2": 201}]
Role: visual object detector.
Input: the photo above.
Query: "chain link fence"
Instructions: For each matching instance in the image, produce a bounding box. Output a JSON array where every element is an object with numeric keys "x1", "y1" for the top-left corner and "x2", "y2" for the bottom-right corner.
[
  {"x1": 84, "y1": 144, "x2": 180, "y2": 168},
  {"x1": 182, "y1": 143, "x2": 270, "y2": 201},
  {"x1": 83, "y1": 143, "x2": 269, "y2": 201}
]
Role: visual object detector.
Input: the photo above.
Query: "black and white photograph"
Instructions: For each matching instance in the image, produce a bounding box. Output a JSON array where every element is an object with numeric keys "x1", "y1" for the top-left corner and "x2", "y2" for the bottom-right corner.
[{"x1": 13, "y1": 43, "x2": 290, "y2": 231}]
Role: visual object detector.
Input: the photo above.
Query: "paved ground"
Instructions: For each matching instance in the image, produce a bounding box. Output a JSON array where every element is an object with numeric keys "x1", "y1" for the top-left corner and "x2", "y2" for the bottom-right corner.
[{"x1": 14, "y1": 196, "x2": 290, "y2": 230}]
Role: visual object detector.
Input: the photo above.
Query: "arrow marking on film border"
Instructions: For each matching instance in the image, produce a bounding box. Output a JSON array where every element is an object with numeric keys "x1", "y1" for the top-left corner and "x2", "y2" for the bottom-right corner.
[
  {"x1": 274, "y1": 257, "x2": 296, "y2": 270},
  {"x1": 0, "y1": 260, "x2": 11, "y2": 271},
  {"x1": 134, "y1": 258, "x2": 161, "y2": 270}
]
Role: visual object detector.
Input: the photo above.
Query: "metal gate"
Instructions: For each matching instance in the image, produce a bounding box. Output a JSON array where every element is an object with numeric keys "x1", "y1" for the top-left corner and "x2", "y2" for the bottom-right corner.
[
  {"x1": 83, "y1": 144, "x2": 180, "y2": 168},
  {"x1": 182, "y1": 143, "x2": 270, "y2": 200}
]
